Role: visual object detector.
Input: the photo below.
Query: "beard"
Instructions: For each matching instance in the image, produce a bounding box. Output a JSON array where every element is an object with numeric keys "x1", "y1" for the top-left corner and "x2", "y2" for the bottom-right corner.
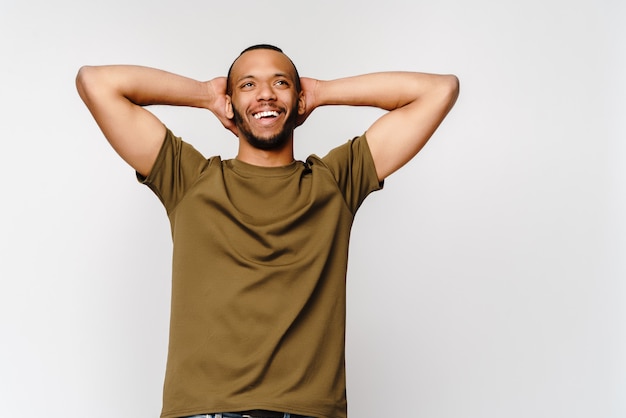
[{"x1": 232, "y1": 104, "x2": 298, "y2": 151}]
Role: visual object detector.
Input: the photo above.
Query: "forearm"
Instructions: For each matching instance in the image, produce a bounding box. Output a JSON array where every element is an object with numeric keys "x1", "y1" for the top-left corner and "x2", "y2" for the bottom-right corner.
[
  {"x1": 76, "y1": 65, "x2": 221, "y2": 176},
  {"x1": 308, "y1": 71, "x2": 459, "y2": 181},
  {"x1": 314, "y1": 71, "x2": 458, "y2": 111},
  {"x1": 76, "y1": 65, "x2": 213, "y2": 109}
]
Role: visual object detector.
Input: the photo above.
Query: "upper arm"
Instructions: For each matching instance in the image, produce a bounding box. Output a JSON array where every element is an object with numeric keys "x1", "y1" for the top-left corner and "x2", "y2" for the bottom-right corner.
[
  {"x1": 366, "y1": 74, "x2": 459, "y2": 181},
  {"x1": 76, "y1": 66, "x2": 166, "y2": 177}
]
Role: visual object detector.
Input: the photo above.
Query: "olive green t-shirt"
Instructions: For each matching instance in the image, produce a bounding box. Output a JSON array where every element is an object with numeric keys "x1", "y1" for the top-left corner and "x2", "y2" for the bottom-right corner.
[{"x1": 142, "y1": 129, "x2": 382, "y2": 418}]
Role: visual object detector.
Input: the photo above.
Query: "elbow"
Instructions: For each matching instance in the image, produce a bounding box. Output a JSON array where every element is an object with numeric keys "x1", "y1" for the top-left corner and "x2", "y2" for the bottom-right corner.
[
  {"x1": 75, "y1": 65, "x2": 96, "y2": 100},
  {"x1": 444, "y1": 74, "x2": 460, "y2": 103},
  {"x1": 75, "y1": 65, "x2": 92, "y2": 89},
  {"x1": 437, "y1": 74, "x2": 460, "y2": 111},
  {"x1": 76, "y1": 65, "x2": 111, "y2": 100},
  {"x1": 451, "y1": 74, "x2": 460, "y2": 98}
]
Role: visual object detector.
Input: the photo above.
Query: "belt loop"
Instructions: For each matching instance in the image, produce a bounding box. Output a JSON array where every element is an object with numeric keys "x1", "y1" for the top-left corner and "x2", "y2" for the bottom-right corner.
[{"x1": 284, "y1": 414, "x2": 291, "y2": 418}]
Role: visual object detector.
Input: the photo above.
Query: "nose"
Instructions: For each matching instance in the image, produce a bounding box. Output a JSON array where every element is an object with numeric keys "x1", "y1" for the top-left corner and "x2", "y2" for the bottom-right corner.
[{"x1": 256, "y1": 82, "x2": 276, "y2": 101}]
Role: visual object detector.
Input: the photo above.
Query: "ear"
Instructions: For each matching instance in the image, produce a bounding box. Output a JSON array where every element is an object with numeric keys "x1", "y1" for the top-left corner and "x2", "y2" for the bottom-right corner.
[
  {"x1": 225, "y1": 95, "x2": 234, "y2": 119},
  {"x1": 297, "y1": 91, "x2": 306, "y2": 115}
]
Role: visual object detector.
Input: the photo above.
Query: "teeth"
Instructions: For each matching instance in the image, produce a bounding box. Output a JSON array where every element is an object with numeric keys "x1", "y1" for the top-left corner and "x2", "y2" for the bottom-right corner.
[{"x1": 253, "y1": 111, "x2": 279, "y2": 119}]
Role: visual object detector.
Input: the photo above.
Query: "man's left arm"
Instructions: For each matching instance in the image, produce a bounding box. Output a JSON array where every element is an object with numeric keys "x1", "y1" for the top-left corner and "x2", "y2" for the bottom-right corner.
[{"x1": 300, "y1": 72, "x2": 459, "y2": 181}]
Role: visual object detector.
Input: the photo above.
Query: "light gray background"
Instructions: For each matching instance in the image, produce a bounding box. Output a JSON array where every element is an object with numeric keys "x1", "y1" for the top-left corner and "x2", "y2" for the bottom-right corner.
[{"x1": 1, "y1": 0, "x2": 624, "y2": 417}]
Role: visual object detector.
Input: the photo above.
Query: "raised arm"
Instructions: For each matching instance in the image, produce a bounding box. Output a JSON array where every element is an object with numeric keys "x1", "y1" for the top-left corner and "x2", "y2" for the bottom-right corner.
[
  {"x1": 76, "y1": 65, "x2": 234, "y2": 177},
  {"x1": 302, "y1": 72, "x2": 459, "y2": 181}
]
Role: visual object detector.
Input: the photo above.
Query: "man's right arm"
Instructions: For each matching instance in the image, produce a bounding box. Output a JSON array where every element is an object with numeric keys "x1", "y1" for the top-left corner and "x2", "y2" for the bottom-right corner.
[{"x1": 76, "y1": 65, "x2": 233, "y2": 177}]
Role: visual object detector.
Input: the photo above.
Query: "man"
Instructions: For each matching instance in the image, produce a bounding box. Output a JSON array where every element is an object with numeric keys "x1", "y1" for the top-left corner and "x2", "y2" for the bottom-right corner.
[{"x1": 76, "y1": 44, "x2": 459, "y2": 418}]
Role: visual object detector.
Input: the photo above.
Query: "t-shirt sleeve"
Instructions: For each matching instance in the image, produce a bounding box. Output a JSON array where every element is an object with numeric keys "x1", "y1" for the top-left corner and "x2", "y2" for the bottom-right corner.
[
  {"x1": 320, "y1": 133, "x2": 383, "y2": 214},
  {"x1": 137, "y1": 128, "x2": 208, "y2": 214}
]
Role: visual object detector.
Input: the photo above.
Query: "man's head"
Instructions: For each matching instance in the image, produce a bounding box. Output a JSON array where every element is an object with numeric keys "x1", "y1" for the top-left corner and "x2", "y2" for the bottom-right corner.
[
  {"x1": 226, "y1": 44, "x2": 302, "y2": 95},
  {"x1": 225, "y1": 44, "x2": 304, "y2": 151}
]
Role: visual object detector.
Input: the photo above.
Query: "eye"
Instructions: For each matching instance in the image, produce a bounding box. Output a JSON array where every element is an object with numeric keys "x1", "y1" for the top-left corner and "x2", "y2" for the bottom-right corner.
[
  {"x1": 275, "y1": 79, "x2": 289, "y2": 87},
  {"x1": 240, "y1": 81, "x2": 255, "y2": 90}
]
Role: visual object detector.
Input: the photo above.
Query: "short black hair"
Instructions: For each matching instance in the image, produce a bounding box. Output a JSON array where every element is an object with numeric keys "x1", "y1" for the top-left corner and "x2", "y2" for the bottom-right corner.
[{"x1": 226, "y1": 44, "x2": 301, "y2": 95}]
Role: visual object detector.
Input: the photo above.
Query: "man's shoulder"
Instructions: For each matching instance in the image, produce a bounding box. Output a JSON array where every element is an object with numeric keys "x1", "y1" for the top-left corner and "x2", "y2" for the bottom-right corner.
[{"x1": 306, "y1": 134, "x2": 369, "y2": 166}]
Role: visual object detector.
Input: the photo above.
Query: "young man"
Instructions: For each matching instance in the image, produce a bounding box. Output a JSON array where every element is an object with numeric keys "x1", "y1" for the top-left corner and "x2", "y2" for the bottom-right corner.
[{"x1": 76, "y1": 44, "x2": 459, "y2": 418}]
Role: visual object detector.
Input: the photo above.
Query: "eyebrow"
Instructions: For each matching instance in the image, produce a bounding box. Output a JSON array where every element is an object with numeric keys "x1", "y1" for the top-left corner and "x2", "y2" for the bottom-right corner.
[{"x1": 236, "y1": 72, "x2": 292, "y2": 83}]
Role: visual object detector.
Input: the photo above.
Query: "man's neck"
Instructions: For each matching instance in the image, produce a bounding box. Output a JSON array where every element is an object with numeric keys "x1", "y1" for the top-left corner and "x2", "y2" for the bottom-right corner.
[{"x1": 236, "y1": 139, "x2": 296, "y2": 167}]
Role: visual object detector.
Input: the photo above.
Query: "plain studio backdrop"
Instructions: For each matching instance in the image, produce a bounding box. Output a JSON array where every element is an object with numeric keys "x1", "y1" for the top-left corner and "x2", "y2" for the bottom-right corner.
[{"x1": 0, "y1": 0, "x2": 624, "y2": 417}]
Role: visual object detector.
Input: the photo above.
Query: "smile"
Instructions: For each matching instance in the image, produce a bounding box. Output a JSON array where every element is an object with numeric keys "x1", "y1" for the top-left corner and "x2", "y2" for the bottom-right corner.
[{"x1": 253, "y1": 110, "x2": 280, "y2": 119}]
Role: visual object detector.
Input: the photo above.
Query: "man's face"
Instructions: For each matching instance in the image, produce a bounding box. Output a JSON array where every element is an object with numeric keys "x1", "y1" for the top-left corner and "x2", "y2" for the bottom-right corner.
[{"x1": 227, "y1": 49, "x2": 304, "y2": 150}]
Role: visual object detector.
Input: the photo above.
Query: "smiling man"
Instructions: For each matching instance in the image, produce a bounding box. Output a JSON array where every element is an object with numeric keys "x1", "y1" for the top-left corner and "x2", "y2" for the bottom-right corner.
[
  {"x1": 225, "y1": 45, "x2": 304, "y2": 154},
  {"x1": 76, "y1": 44, "x2": 459, "y2": 418}
]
